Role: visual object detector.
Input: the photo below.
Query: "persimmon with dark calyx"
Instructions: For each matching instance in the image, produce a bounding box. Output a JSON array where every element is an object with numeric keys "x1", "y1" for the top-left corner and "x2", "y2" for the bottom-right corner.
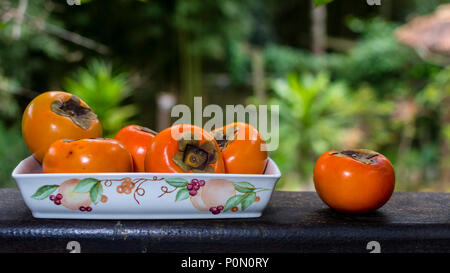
[
  {"x1": 114, "y1": 125, "x2": 157, "y2": 172},
  {"x1": 144, "y1": 124, "x2": 225, "y2": 173},
  {"x1": 313, "y1": 149, "x2": 395, "y2": 214},
  {"x1": 22, "y1": 91, "x2": 102, "y2": 162},
  {"x1": 212, "y1": 122, "x2": 268, "y2": 174},
  {"x1": 42, "y1": 138, "x2": 133, "y2": 173}
]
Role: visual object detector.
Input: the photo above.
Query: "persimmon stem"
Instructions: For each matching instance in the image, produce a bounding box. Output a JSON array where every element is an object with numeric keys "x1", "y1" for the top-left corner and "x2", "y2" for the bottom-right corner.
[
  {"x1": 172, "y1": 133, "x2": 218, "y2": 173},
  {"x1": 51, "y1": 95, "x2": 97, "y2": 130},
  {"x1": 330, "y1": 149, "x2": 379, "y2": 164}
]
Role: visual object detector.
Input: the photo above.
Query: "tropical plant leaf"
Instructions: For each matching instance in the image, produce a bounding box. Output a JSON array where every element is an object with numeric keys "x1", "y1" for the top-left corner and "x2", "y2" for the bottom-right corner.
[
  {"x1": 224, "y1": 194, "x2": 246, "y2": 212},
  {"x1": 233, "y1": 182, "x2": 256, "y2": 193},
  {"x1": 175, "y1": 188, "x2": 190, "y2": 201},
  {"x1": 62, "y1": 59, "x2": 134, "y2": 136},
  {"x1": 313, "y1": 0, "x2": 334, "y2": 7},
  {"x1": 31, "y1": 185, "x2": 59, "y2": 200},
  {"x1": 241, "y1": 192, "x2": 256, "y2": 211},
  {"x1": 73, "y1": 178, "x2": 99, "y2": 193},
  {"x1": 166, "y1": 178, "x2": 189, "y2": 188},
  {"x1": 89, "y1": 182, "x2": 103, "y2": 203}
]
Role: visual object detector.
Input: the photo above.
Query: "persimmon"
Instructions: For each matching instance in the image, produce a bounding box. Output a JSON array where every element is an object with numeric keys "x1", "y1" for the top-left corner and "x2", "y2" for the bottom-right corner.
[
  {"x1": 313, "y1": 149, "x2": 395, "y2": 214},
  {"x1": 212, "y1": 122, "x2": 268, "y2": 174},
  {"x1": 114, "y1": 125, "x2": 157, "y2": 172},
  {"x1": 144, "y1": 124, "x2": 225, "y2": 173},
  {"x1": 42, "y1": 138, "x2": 133, "y2": 173},
  {"x1": 22, "y1": 91, "x2": 102, "y2": 162}
]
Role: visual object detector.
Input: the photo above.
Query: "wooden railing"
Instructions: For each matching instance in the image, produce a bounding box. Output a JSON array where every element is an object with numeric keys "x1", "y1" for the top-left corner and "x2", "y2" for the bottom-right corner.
[{"x1": 0, "y1": 189, "x2": 448, "y2": 253}]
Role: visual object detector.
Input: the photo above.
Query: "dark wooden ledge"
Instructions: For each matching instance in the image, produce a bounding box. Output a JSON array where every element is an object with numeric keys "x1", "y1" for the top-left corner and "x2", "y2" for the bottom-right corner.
[{"x1": 0, "y1": 189, "x2": 448, "y2": 253}]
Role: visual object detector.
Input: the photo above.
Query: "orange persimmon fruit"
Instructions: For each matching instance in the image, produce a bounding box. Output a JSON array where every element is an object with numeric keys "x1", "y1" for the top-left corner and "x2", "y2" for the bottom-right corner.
[
  {"x1": 313, "y1": 149, "x2": 395, "y2": 214},
  {"x1": 211, "y1": 122, "x2": 268, "y2": 174},
  {"x1": 42, "y1": 138, "x2": 133, "y2": 173},
  {"x1": 114, "y1": 125, "x2": 157, "y2": 172},
  {"x1": 22, "y1": 91, "x2": 102, "y2": 162},
  {"x1": 144, "y1": 124, "x2": 225, "y2": 173}
]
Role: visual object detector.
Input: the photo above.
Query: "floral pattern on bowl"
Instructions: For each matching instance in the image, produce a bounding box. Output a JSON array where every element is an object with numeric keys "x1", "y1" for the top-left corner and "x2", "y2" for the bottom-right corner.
[{"x1": 13, "y1": 156, "x2": 281, "y2": 219}]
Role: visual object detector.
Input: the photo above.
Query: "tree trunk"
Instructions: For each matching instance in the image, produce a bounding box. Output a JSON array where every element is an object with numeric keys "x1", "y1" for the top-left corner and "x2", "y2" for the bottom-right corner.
[
  {"x1": 179, "y1": 31, "x2": 202, "y2": 109},
  {"x1": 251, "y1": 47, "x2": 266, "y2": 104},
  {"x1": 310, "y1": 0, "x2": 327, "y2": 55},
  {"x1": 380, "y1": 0, "x2": 392, "y2": 20},
  {"x1": 157, "y1": 92, "x2": 176, "y2": 132}
]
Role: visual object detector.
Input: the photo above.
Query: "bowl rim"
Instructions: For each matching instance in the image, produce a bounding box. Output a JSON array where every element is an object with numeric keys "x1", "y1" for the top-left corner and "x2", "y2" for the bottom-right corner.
[{"x1": 12, "y1": 156, "x2": 282, "y2": 179}]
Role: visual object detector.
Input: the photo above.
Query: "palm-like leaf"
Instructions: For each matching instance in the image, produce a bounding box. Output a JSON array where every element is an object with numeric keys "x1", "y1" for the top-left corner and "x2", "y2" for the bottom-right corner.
[{"x1": 63, "y1": 60, "x2": 136, "y2": 136}]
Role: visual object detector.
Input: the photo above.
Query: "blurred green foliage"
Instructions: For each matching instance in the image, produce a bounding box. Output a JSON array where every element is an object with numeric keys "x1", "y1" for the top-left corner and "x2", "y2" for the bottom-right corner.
[
  {"x1": 313, "y1": 0, "x2": 334, "y2": 7},
  {"x1": 416, "y1": 67, "x2": 450, "y2": 191},
  {"x1": 0, "y1": 71, "x2": 21, "y2": 119},
  {"x1": 270, "y1": 72, "x2": 395, "y2": 190},
  {"x1": 265, "y1": 17, "x2": 448, "y2": 191},
  {"x1": 264, "y1": 18, "x2": 441, "y2": 94},
  {"x1": 63, "y1": 60, "x2": 137, "y2": 136},
  {"x1": 0, "y1": 122, "x2": 28, "y2": 188},
  {"x1": 269, "y1": 73, "x2": 349, "y2": 190},
  {"x1": 0, "y1": 0, "x2": 66, "y2": 188},
  {"x1": 0, "y1": 0, "x2": 66, "y2": 88}
]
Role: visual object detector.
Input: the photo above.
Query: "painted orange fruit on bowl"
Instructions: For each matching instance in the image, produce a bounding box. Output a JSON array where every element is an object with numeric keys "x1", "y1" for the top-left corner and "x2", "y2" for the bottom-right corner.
[
  {"x1": 57, "y1": 179, "x2": 92, "y2": 211},
  {"x1": 162, "y1": 177, "x2": 273, "y2": 215},
  {"x1": 190, "y1": 179, "x2": 236, "y2": 214}
]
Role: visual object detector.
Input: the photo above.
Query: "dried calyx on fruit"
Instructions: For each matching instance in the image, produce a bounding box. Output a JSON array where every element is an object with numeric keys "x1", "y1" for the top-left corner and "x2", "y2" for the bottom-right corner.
[
  {"x1": 172, "y1": 132, "x2": 219, "y2": 173},
  {"x1": 212, "y1": 126, "x2": 239, "y2": 152},
  {"x1": 134, "y1": 125, "x2": 158, "y2": 135},
  {"x1": 330, "y1": 149, "x2": 379, "y2": 164},
  {"x1": 51, "y1": 95, "x2": 97, "y2": 130}
]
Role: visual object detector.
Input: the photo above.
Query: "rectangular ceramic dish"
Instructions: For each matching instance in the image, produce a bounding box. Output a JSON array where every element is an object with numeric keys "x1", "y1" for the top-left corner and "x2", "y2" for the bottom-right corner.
[{"x1": 12, "y1": 156, "x2": 281, "y2": 219}]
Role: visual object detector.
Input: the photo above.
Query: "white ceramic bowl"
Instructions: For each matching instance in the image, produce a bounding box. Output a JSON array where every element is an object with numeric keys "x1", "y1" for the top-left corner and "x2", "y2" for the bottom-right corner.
[{"x1": 12, "y1": 156, "x2": 281, "y2": 219}]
